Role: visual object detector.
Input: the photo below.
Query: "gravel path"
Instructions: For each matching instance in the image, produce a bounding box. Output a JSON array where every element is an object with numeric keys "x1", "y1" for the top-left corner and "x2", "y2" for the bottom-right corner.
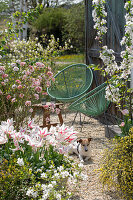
[
  {"x1": 35, "y1": 108, "x2": 123, "y2": 200},
  {"x1": 61, "y1": 112, "x2": 122, "y2": 200}
]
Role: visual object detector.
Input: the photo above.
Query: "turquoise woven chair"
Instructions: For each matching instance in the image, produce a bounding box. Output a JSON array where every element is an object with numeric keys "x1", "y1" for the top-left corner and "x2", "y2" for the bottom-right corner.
[
  {"x1": 47, "y1": 63, "x2": 93, "y2": 102},
  {"x1": 69, "y1": 82, "x2": 110, "y2": 117}
]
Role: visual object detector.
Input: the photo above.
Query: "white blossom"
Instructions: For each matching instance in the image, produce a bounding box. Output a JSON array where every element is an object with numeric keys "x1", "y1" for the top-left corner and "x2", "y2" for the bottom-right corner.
[{"x1": 17, "y1": 158, "x2": 24, "y2": 166}]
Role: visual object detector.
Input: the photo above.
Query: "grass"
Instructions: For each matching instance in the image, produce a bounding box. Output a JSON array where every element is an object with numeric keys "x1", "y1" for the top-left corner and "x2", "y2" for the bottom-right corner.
[
  {"x1": 55, "y1": 53, "x2": 85, "y2": 63},
  {"x1": 54, "y1": 53, "x2": 85, "y2": 74}
]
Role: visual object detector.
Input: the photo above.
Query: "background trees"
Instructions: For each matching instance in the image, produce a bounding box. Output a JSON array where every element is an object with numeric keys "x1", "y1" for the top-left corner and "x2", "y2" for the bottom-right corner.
[
  {"x1": 33, "y1": 1, "x2": 85, "y2": 53},
  {"x1": 0, "y1": 0, "x2": 85, "y2": 53}
]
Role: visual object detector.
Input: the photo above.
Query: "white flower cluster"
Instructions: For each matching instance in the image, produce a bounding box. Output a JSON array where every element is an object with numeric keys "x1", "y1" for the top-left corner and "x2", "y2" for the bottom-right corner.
[
  {"x1": 92, "y1": 0, "x2": 133, "y2": 108},
  {"x1": 92, "y1": 0, "x2": 107, "y2": 39},
  {"x1": 100, "y1": 46, "x2": 119, "y2": 75},
  {"x1": 26, "y1": 164, "x2": 87, "y2": 200}
]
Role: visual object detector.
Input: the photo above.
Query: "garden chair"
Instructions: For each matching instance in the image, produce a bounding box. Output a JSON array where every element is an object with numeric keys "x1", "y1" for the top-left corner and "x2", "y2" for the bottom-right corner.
[
  {"x1": 47, "y1": 63, "x2": 93, "y2": 102},
  {"x1": 68, "y1": 82, "x2": 110, "y2": 124}
]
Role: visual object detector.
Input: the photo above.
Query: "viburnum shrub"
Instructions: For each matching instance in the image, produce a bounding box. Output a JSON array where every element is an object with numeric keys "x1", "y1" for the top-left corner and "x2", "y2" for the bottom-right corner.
[
  {"x1": 92, "y1": 0, "x2": 133, "y2": 136},
  {"x1": 0, "y1": 119, "x2": 87, "y2": 200},
  {"x1": 98, "y1": 129, "x2": 133, "y2": 200},
  {"x1": 0, "y1": 60, "x2": 54, "y2": 129},
  {"x1": 8, "y1": 34, "x2": 70, "y2": 64}
]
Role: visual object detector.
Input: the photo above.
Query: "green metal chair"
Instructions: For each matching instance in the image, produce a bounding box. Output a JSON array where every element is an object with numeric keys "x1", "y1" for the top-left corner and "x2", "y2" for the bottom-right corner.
[
  {"x1": 69, "y1": 82, "x2": 110, "y2": 117},
  {"x1": 47, "y1": 63, "x2": 93, "y2": 102}
]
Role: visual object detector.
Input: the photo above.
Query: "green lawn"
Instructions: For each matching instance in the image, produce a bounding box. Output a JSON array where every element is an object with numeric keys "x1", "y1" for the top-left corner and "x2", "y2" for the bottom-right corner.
[
  {"x1": 54, "y1": 53, "x2": 85, "y2": 74},
  {"x1": 55, "y1": 53, "x2": 85, "y2": 63}
]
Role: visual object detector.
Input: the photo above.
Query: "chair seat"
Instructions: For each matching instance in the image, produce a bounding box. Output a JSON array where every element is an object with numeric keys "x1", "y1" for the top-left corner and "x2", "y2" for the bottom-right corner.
[
  {"x1": 47, "y1": 63, "x2": 93, "y2": 102},
  {"x1": 69, "y1": 82, "x2": 110, "y2": 117}
]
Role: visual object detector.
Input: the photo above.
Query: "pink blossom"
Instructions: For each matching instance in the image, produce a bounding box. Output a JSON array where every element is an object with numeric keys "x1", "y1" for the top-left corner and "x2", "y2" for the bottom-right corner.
[
  {"x1": 32, "y1": 80, "x2": 40, "y2": 87},
  {"x1": 121, "y1": 109, "x2": 129, "y2": 116},
  {"x1": 11, "y1": 98, "x2": 16, "y2": 103},
  {"x1": 22, "y1": 75, "x2": 27, "y2": 80},
  {"x1": 29, "y1": 108, "x2": 33, "y2": 113},
  {"x1": 0, "y1": 90, "x2": 3, "y2": 95},
  {"x1": 29, "y1": 65, "x2": 34, "y2": 72},
  {"x1": 35, "y1": 62, "x2": 44, "y2": 68},
  {"x1": 46, "y1": 81, "x2": 51, "y2": 87},
  {"x1": 1, "y1": 82, "x2": 5, "y2": 86},
  {"x1": 17, "y1": 85, "x2": 22, "y2": 89},
  {"x1": 2, "y1": 74, "x2": 8, "y2": 78},
  {"x1": 25, "y1": 101, "x2": 31, "y2": 106},
  {"x1": 47, "y1": 71, "x2": 53, "y2": 77},
  {"x1": 20, "y1": 62, "x2": 26, "y2": 66},
  {"x1": 42, "y1": 92, "x2": 48, "y2": 96},
  {"x1": 35, "y1": 86, "x2": 42, "y2": 93},
  {"x1": 16, "y1": 80, "x2": 21, "y2": 84},
  {"x1": 34, "y1": 94, "x2": 39, "y2": 100},
  {"x1": 0, "y1": 66, "x2": 5, "y2": 71},
  {"x1": 52, "y1": 77, "x2": 55, "y2": 82},
  {"x1": 6, "y1": 95, "x2": 11, "y2": 100},
  {"x1": 47, "y1": 66, "x2": 51, "y2": 71},
  {"x1": 19, "y1": 93, "x2": 24, "y2": 98},
  {"x1": 120, "y1": 122, "x2": 125, "y2": 127},
  {"x1": 39, "y1": 128, "x2": 50, "y2": 138},
  {"x1": 25, "y1": 70, "x2": 31, "y2": 76}
]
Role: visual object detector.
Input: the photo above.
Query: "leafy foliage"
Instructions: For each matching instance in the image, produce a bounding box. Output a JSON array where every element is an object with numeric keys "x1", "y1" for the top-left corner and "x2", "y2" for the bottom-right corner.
[
  {"x1": 62, "y1": 2, "x2": 85, "y2": 53},
  {"x1": 34, "y1": 7, "x2": 66, "y2": 42},
  {"x1": 0, "y1": 158, "x2": 35, "y2": 200},
  {"x1": 98, "y1": 129, "x2": 133, "y2": 200}
]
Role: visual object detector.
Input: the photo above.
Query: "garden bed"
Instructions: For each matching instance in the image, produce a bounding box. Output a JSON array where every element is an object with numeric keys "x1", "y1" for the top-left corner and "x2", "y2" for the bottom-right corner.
[{"x1": 35, "y1": 110, "x2": 123, "y2": 200}]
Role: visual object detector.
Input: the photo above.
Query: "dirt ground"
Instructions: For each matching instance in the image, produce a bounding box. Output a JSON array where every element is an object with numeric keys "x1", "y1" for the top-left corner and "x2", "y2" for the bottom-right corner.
[{"x1": 34, "y1": 107, "x2": 123, "y2": 200}]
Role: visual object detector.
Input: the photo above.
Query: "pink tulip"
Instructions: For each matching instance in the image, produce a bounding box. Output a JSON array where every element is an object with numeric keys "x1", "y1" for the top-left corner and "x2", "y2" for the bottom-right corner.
[{"x1": 120, "y1": 122, "x2": 125, "y2": 127}]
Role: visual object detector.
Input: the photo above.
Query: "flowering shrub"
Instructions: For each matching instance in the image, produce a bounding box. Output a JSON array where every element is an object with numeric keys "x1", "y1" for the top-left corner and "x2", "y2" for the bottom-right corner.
[
  {"x1": 0, "y1": 119, "x2": 86, "y2": 199},
  {"x1": 92, "y1": 0, "x2": 133, "y2": 134},
  {"x1": 98, "y1": 130, "x2": 133, "y2": 200},
  {"x1": 0, "y1": 60, "x2": 54, "y2": 128},
  {"x1": 7, "y1": 35, "x2": 70, "y2": 63}
]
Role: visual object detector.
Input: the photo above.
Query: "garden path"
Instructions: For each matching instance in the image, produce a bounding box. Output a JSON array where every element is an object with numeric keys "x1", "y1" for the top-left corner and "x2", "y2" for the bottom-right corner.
[{"x1": 35, "y1": 108, "x2": 123, "y2": 200}]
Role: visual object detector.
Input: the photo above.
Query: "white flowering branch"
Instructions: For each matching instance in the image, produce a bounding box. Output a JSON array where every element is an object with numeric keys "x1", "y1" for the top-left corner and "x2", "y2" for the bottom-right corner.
[{"x1": 92, "y1": 0, "x2": 133, "y2": 115}]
